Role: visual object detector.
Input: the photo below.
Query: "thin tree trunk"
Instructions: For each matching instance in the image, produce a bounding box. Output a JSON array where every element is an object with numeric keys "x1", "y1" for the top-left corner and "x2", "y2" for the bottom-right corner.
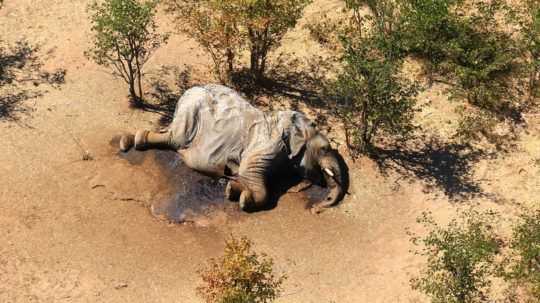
[
  {"x1": 361, "y1": 99, "x2": 370, "y2": 150},
  {"x1": 135, "y1": 55, "x2": 143, "y2": 102},
  {"x1": 226, "y1": 47, "x2": 234, "y2": 83},
  {"x1": 137, "y1": 70, "x2": 143, "y2": 103},
  {"x1": 126, "y1": 59, "x2": 138, "y2": 104}
]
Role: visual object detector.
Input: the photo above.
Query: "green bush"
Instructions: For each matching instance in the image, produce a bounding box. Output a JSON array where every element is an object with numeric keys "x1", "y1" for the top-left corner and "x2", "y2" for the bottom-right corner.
[
  {"x1": 86, "y1": 0, "x2": 168, "y2": 104},
  {"x1": 242, "y1": 0, "x2": 311, "y2": 82},
  {"x1": 332, "y1": 0, "x2": 419, "y2": 155},
  {"x1": 409, "y1": 209, "x2": 501, "y2": 303},
  {"x1": 502, "y1": 208, "x2": 540, "y2": 302},
  {"x1": 400, "y1": 0, "x2": 517, "y2": 103},
  {"x1": 166, "y1": 0, "x2": 310, "y2": 83},
  {"x1": 165, "y1": 1, "x2": 243, "y2": 83},
  {"x1": 311, "y1": 1, "x2": 522, "y2": 148},
  {"x1": 508, "y1": 0, "x2": 540, "y2": 109},
  {"x1": 197, "y1": 236, "x2": 286, "y2": 303},
  {"x1": 398, "y1": 0, "x2": 520, "y2": 144}
]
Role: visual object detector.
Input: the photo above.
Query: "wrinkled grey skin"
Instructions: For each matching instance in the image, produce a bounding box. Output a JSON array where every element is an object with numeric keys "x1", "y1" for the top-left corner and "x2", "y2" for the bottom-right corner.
[{"x1": 120, "y1": 84, "x2": 345, "y2": 213}]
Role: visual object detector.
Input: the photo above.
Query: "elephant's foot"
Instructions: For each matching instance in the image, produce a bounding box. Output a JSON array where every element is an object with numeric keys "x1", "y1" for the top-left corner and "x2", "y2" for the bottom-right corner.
[
  {"x1": 239, "y1": 190, "x2": 254, "y2": 211},
  {"x1": 225, "y1": 181, "x2": 241, "y2": 202},
  {"x1": 119, "y1": 134, "x2": 135, "y2": 152},
  {"x1": 118, "y1": 130, "x2": 148, "y2": 152},
  {"x1": 134, "y1": 130, "x2": 149, "y2": 150}
]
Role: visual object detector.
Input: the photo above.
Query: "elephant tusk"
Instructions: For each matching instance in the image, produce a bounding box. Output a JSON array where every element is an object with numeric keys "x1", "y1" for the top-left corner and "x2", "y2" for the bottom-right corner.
[{"x1": 323, "y1": 168, "x2": 334, "y2": 177}]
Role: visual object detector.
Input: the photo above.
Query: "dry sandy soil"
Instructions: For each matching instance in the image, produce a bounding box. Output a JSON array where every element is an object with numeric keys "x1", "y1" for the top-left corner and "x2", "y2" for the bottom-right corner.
[{"x1": 1, "y1": 1, "x2": 539, "y2": 302}]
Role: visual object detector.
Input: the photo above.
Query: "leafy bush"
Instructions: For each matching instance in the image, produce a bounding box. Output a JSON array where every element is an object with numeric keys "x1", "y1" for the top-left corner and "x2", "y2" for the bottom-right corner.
[
  {"x1": 508, "y1": 0, "x2": 540, "y2": 109},
  {"x1": 304, "y1": 13, "x2": 344, "y2": 51},
  {"x1": 399, "y1": 0, "x2": 521, "y2": 145},
  {"x1": 311, "y1": 1, "x2": 523, "y2": 149},
  {"x1": 86, "y1": 0, "x2": 168, "y2": 104},
  {"x1": 409, "y1": 209, "x2": 501, "y2": 303},
  {"x1": 331, "y1": 0, "x2": 419, "y2": 155},
  {"x1": 165, "y1": 0, "x2": 310, "y2": 83},
  {"x1": 502, "y1": 208, "x2": 540, "y2": 302},
  {"x1": 197, "y1": 235, "x2": 286, "y2": 303},
  {"x1": 165, "y1": 1, "x2": 243, "y2": 83},
  {"x1": 241, "y1": 0, "x2": 311, "y2": 82}
]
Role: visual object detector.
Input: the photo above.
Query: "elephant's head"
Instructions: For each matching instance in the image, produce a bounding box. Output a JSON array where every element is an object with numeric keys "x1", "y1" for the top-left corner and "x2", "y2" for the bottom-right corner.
[{"x1": 289, "y1": 114, "x2": 348, "y2": 213}]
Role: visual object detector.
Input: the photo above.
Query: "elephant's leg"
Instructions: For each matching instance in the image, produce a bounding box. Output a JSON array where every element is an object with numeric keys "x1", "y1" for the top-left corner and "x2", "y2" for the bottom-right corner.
[
  {"x1": 225, "y1": 180, "x2": 242, "y2": 201},
  {"x1": 120, "y1": 129, "x2": 173, "y2": 152},
  {"x1": 237, "y1": 182, "x2": 267, "y2": 211},
  {"x1": 239, "y1": 190, "x2": 253, "y2": 211},
  {"x1": 234, "y1": 142, "x2": 280, "y2": 211}
]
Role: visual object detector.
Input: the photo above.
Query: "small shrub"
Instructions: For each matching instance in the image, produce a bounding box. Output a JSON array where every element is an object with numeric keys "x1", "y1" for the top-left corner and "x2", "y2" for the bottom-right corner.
[
  {"x1": 332, "y1": 0, "x2": 419, "y2": 155},
  {"x1": 86, "y1": 0, "x2": 168, "y2": 104},
  {"x1": 241, "y1": 0, "x2": 311, "y2": 82},
  {"x1": 502, "y1": 208, "x2": 540, "y2": 302},
  {"x1": 409, "y1": 209, "x2": 501, "y2": 303},
  {"x1": 165, "y1": 0, "x2": 310, "y2": 83},
  {"x1": 399, "y1": 0, "x2": 520, "y2": 144},
  {"x1": 197, "y1": 235, "x2": 286, "y2": 303},
  {"x1": 508, "y1": 0, "x2": 540, "y2": 109},
  {"x1": 304, "y1": 13, "x2": 344, "y2": 51},
  {"x1": 165, "y1": 1, "x2": 243, "y2": 83},
  {"x1": 454, "y1": 105, "x2": 518, "y2": 151}
]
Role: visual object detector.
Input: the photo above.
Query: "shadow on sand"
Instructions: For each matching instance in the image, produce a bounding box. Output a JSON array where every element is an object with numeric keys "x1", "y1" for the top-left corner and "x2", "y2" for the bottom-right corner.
[
  {"x1": 0, "y1": 40, "x2": 66, "y2": 123},
  {"x1": 369, "y1": 136, "x2": 498, "y2": 201},
  {"x1": 133, "y1": 65, "x2": 196, "y2": 127},
  {"x1": 137, "y1": 59, "x2": 497, "y2": 204}
]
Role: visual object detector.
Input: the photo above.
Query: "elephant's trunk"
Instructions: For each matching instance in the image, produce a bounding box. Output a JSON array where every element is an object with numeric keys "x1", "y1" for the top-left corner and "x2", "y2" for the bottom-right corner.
[{"x1": 313, "y1": 154, "x2": 345, "y2": 213}]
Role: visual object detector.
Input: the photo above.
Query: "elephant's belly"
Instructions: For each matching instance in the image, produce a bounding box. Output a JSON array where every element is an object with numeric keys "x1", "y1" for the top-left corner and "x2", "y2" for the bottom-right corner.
[{"x1": 178, "y1": 148, "x2": 226, "y2": 178}]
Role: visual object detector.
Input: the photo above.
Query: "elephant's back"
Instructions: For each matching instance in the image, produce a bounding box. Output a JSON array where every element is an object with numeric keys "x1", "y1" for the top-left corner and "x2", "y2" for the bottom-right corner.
[
  {"x1": 175, "y1": 84, "x2": 260, "y2": 123},
  {"x1": 171, "y1": 84, "x2": 267, "y2": 175}
]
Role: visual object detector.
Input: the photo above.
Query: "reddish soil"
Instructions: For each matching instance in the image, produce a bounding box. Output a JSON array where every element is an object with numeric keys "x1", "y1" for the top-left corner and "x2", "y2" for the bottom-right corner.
[{"x1": 1, "y1": 1, "x2": 539, "y2": 302}]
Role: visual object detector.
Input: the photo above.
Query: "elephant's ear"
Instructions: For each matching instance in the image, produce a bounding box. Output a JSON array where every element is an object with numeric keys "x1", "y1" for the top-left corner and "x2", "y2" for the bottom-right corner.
[{"x1": 289, "y1": 113, "x2": 316, "y2": 159}]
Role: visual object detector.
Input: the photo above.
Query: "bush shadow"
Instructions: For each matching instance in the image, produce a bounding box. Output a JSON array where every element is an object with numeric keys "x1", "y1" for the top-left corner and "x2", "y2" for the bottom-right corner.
[
  {"x1": 142, "y1": 65, "x2": 195, "y2": 127},
  {"x1": 369, "y1": 136, "x2": 497, "y2": 201},
  {"x1": 231, "y1": 55, "x2": 333, "y2": 112},
  {"x1": 0, "y1": 40, "x2": 66, "y2": 122}
]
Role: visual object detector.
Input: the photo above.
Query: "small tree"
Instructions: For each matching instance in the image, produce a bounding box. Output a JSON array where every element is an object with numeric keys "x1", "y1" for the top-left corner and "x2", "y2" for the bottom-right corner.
[
  {"x1": 334, "y1": 49, "x2": 419, "y2": 154},
  {"x1": 86, "y1": 0, "x2": 168, "y2": 104},
  {"x1": 165, "y1": 1, "x2": 243, "y2": 83},
  {"x1": 197, "y1": 235, "x2": 286, "y2": 303},
  {"x1": 241, "y1": 0, "x2": 311, "y2": 82},
  {"x1": 165, "y1": 0, "x2": 310, "y2": 83},
  {"x1": 332, "y1": 1, "x2": 419, "y2": 155},
  {"x1": 398, "y1": 0, "x2": 520, "y2": 146},
  {"x1": 508, "y1": 0, "x2": 540, "y2": 108},
  {"x1": 409, "y1": 209, "x2": 501, "y2": 303},
  {"x1": 502, "y1": 208, "x2": 540, "y2": 302}
]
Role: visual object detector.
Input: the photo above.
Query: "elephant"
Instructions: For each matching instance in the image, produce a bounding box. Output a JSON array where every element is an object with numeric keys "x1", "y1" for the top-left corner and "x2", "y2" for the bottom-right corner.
[{"x1": 119, "y1": 84, "x2": 347, "y2": 213}]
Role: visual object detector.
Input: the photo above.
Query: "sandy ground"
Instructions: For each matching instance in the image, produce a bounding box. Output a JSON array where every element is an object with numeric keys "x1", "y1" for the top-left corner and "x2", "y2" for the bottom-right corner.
[{"x1": 1, "y1": 1, "x2": 539, "y2": 302}]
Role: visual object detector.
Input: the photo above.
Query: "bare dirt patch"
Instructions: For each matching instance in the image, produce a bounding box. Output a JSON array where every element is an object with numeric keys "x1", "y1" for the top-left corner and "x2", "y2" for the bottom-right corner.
[{"x1": 1, "y1": 0, "x2": 539, "y2": 302}]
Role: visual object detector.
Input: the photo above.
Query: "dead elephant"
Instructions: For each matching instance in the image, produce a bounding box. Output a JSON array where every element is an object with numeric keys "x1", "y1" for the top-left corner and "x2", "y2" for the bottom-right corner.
[{"x1": 119, "y1": 84, "x2": 347, "y2": 213}]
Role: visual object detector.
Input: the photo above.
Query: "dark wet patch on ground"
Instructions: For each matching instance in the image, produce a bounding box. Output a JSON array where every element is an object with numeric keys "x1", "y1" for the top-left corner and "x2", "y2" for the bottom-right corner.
[
  {"x1": 110, "y1": 135, "x2": 148, "y2": 165},
  {"x1": 115, "y1": 144, "x2": 332, "y2": 225},
  {"x1": 304, "y1": 186, "x2": 331, "y2": 209},
  {"x1": 117, "y1": 148, "x2": 246, "y2": 225},
  {"x1": 151, "y1": 150, "x2": 244, "y2": 224}
]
